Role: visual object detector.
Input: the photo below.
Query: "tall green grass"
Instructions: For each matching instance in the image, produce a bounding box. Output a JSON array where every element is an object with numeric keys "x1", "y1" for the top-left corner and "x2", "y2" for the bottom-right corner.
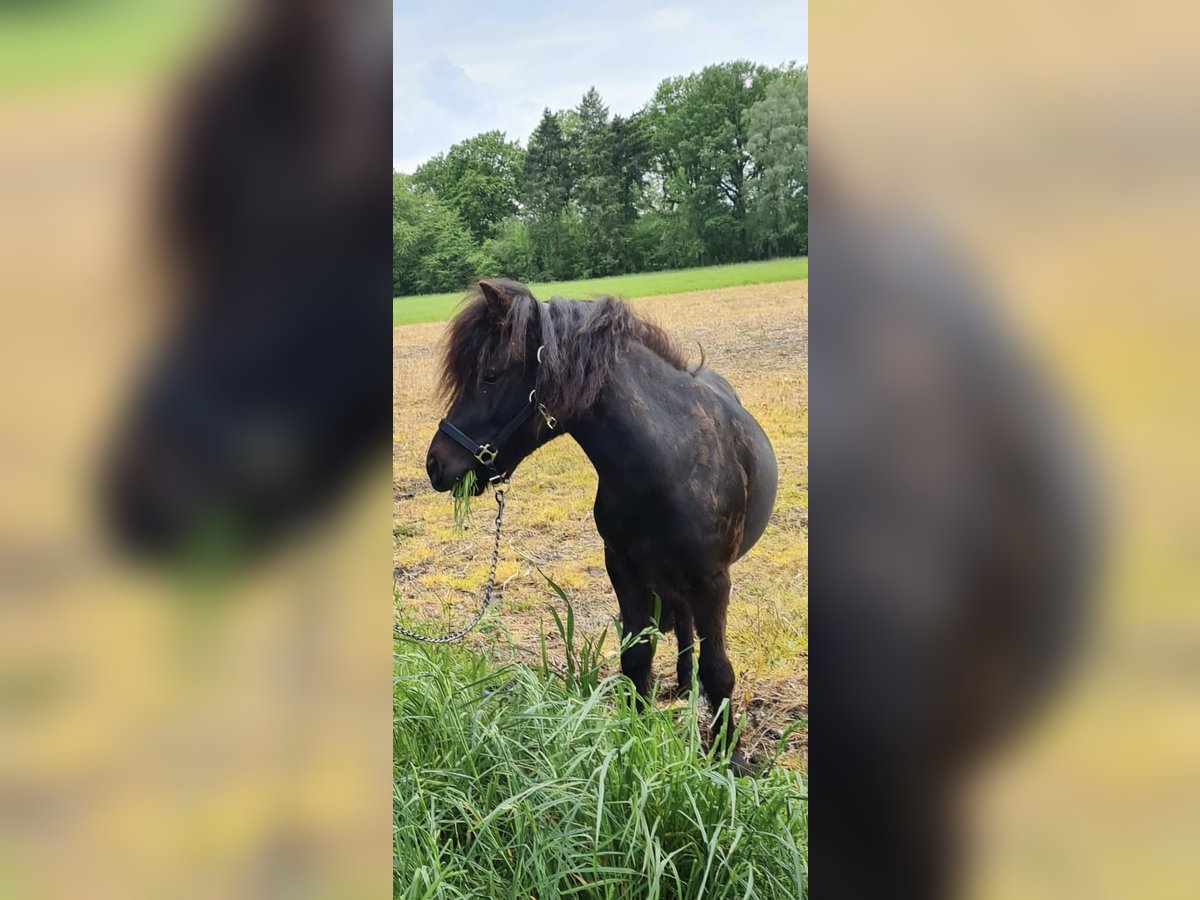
[
  {"x1": 393, "y1": 258, "x2": 809, "y2": 327},
  {"x1": 393, "y1": 603, "x2": 808, "y2": 898}
]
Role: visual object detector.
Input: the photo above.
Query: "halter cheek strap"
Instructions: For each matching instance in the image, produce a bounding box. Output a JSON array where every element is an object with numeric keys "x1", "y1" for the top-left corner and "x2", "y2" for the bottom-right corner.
[
  {"x1": 438, "y1": 347, "x2": 555, "y2": 481},
  {"x1": 438, "y1": 399, "x2": 537, "y2": 470}
]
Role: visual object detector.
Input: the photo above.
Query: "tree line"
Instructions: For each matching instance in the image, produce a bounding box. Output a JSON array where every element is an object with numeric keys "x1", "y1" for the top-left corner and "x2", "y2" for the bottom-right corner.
[{"x1": 393, "y1": 61, "x2": 807, "y2": 296}]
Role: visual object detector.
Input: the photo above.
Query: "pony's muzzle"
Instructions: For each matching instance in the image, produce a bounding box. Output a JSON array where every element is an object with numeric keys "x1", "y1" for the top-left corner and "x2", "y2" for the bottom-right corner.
[{"x1": 426, "y1": 436, "x2": 482, "y2": 493}]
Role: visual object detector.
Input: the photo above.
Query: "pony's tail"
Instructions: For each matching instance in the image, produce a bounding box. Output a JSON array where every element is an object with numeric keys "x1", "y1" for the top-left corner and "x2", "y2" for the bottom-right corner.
[{"x1": 689, "y1": 341, "x2": 707, "y2": 376}]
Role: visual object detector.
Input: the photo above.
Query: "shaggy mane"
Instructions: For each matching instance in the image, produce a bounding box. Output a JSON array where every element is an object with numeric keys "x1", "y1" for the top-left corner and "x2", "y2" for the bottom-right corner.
[{"x1": 438, "y1": 280, "x2": 694, "y2": 421}]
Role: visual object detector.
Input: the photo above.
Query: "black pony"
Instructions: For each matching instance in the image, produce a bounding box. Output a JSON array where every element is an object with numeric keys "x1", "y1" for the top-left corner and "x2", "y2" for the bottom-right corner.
[{"x1": 425, "y1": 279, "x2": 779, "y2": 767}]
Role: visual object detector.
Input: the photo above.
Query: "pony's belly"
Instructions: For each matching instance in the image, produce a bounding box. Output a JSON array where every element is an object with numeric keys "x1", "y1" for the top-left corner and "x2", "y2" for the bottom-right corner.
[
  {"x1": 738, "y1": 478, "x2": 778, "y2": 559},
  {"x1": 735, "y1": 415, "x2": 780, "y2": 560}
]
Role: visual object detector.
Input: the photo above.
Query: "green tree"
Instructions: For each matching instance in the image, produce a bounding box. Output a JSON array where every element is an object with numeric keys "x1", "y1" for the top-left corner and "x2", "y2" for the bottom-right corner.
[
  {"x1": 610, "y1": 112, "x2": 652, "y2": 270},
  {"x1": 644, "y1": 61, "x2": 777, "y2": 264},
  {"x1": 522, "y1": 108, "x2": 574, "y2": 278},
  {"x1": 571, "y1": 87, "x2": 623, "y2": 276},
  {"x1": 412, "y1": 130, "x2": 525, "y2": 243},
  {"x1": 392, "y1": 174, "x2": 478, "y2": 295},
  {"x1": 479, "y1": 219, "x2": 537, "y2": 282},
  {"x1": 747, "y1": 65, "x2": 808, "y2": 256}
]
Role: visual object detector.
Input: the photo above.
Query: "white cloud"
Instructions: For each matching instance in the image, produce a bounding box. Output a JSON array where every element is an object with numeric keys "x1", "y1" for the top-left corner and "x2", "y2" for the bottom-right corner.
[{"x1": 641, "y1": 8, "x2": 696, "y2": 32}]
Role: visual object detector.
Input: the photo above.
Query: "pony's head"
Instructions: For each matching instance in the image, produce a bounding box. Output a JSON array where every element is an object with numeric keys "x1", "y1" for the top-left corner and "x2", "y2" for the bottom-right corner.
[
  {"x1": 425, "y1": 277, "x2": 689, "y2": 493},
  {"x1": 426, "y1": 279, "x2": 545, "y2": 493}
]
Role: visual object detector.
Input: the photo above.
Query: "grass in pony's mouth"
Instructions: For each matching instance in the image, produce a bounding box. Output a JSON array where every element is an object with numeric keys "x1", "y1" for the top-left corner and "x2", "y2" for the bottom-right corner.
[{"x1": 451, "y1": 469, "x2": 477, "y2": 533}]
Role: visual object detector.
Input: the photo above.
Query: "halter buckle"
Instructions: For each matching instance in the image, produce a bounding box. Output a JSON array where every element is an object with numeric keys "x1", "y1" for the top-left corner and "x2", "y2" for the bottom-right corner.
[
  {"x1": 475, "y1": 444, "x2": 498, "y2": 465},
  {"x1": 538, "y1": 404, "x2": 558, "y2": 430}
]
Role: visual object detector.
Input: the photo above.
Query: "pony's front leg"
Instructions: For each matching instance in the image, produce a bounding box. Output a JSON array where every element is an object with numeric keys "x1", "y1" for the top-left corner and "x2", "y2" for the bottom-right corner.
[{"x1": 604, "y1": 546, "x2": 655, "y2": 706}]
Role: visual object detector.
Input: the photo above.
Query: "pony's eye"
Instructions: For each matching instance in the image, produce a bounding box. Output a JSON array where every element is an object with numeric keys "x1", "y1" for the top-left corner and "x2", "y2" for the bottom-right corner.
[{"x1": 482, "y1": 373, "x2": 499, "y2": 385}]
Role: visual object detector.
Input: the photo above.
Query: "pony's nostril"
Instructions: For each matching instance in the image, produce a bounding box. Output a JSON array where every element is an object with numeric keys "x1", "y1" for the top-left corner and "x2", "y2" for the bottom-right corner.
[{"x1": 426, "y1": 455, "x2": 441, "y2": 481}]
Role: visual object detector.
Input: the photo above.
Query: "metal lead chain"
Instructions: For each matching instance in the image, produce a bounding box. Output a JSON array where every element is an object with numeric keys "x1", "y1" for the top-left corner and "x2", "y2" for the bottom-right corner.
[{"x1": 394, "y1": 487, "x2": 507, "y2": 644}]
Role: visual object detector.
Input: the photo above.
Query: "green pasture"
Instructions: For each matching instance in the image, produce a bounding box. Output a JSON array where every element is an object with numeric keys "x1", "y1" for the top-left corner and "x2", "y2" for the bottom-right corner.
[{"x1": 393, "y1": 257, "x2": 809, "y2": 326}]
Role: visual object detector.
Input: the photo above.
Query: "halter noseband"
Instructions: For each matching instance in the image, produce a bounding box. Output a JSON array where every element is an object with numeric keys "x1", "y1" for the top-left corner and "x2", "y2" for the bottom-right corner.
[{"x1": 437, "y1": 347, "x2": 556, "y2": 483}]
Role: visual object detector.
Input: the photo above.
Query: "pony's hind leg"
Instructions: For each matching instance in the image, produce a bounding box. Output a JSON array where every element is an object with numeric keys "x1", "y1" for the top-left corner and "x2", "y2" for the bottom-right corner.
[
  {"x1": 604, "y1": 546, "x2": 655, "y2": 704},
  {"x1": 694, "y1": 570, "x2": 750, "y2": 772},
  {"x1": 674, "y1": 603, "x2": 696, "y2": 696}
]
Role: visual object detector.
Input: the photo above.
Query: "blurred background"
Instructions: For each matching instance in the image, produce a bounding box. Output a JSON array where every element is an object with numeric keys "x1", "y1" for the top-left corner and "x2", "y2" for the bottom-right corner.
[
  {"x1": 0, "y1": 1, "x2": 391, "y2": 897},
  {"x1": 3, "y1": 0, "x2": 1198, "y2": 898},
  {"x1": 812, "y1": 1, "x2": 1199, "y2": 898}
]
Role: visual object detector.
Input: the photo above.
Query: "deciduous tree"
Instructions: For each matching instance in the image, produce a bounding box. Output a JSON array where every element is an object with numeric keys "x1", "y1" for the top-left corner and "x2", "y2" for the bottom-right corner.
[
  {"x1": 645, "y1": 61, "x2": 777, "y2": 264},
  {"x1": 413, "y1": 131, "x2": 525, "y2": 243},
  {"x1": 747, "y1": 66, "x2": 808, "y2": 256}
]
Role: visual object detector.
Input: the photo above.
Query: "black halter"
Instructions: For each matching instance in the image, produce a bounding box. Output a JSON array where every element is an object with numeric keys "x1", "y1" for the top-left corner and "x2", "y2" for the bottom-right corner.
[
  {"x1": 438, "y1": 347, "x2": 557, "y2": 483},
  {"x1": 438, "y1": 395, "x2": 537, "y2": 481}
]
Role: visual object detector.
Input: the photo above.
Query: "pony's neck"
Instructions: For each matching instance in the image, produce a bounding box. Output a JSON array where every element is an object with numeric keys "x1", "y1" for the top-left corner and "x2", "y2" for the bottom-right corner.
[{"x1": 564, "y1": 347, "x2": 671, "y2": 488}]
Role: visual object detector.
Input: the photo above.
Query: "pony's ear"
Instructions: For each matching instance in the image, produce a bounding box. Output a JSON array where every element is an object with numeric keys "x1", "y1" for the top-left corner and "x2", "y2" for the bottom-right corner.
[{"x1": 478, "y1": 280, "x2": 514, "y2": 323}]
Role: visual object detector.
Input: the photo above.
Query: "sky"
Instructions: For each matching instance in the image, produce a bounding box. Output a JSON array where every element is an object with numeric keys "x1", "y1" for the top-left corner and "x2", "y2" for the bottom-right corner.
[{"x1": 393, "y1": 0, "x2": 808, "y2": 173}]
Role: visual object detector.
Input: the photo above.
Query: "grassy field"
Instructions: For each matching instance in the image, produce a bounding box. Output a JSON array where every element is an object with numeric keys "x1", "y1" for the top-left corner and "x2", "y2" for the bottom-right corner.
[
  {"x1": 394, "y1": 637, "x2": 807, "y2": 898},
  {"x1": 393, "y1": 257, "x2": 808, "y2": 326}
]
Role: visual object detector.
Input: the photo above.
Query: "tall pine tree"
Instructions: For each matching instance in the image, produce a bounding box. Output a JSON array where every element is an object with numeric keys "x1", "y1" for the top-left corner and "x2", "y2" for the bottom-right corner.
[
  {"x1": 522, "y1": 109, "x2": 574, "y2": 278},
  {"x1": 571, "y1": 87, "x2": 623, "y2": 277}
]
